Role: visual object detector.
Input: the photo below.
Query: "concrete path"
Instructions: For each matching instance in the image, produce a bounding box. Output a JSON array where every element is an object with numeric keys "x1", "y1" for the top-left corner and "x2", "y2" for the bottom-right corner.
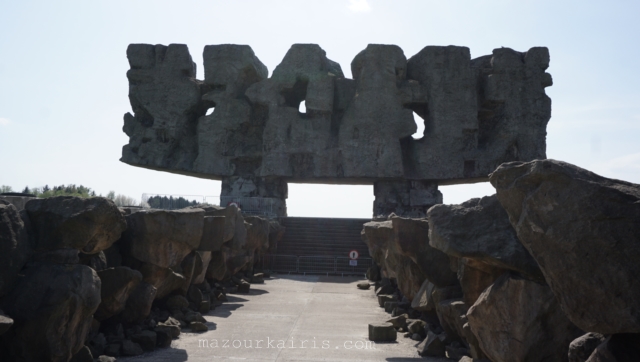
[{"x1": 121, "y1": 275, "x2": 449, "y2": 361}]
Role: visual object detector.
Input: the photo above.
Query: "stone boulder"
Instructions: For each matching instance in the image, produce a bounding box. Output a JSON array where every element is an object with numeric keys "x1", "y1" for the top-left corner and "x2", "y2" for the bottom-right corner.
[
  {"x1": 1, "y1": 263, "x2": 101, "y2": 361},
  {"x1": 137, "y1": 263, "x2": 187, "y2": 299},
  {"x1": 585, "y1": 334, "x2": 640, "y2": 362},
  {"x1": 0, "y1": 312, "x2": 13, "y2": 336},
  {"x1": 121, "y1": 282, "x2": 157, "y2": 324},
  {"x1": 24, "y1": 196, "x2": 126, "y2": 254},
  {"x1": 198, "y1": 216, "x2": 225, "y2": 252},
  {"x1": 120, "y1": 208, "x2": 204, "y2": 268},
  {"x1": 391, "y1": 216, "x2": 458, "y2": 288},
  {"x1": 428, "y1": 194, "x2": 543, "y2": 280},
  {"x1": 569, "y1": 333, "x2": 607, "y2": 362},
  {"x1": 244, "y1": 216, "x2": 270, "y2": 253},
  {"x1": 95, "y1": 267, "x2": 142, "y2": 321},
  {"x1": 467, "y1": 272, "x2": 582, "y2": 362},
  {"x1": 490, "y1": 159, "x2": 640, "y2": 334},
  {"x1": 0, "y1": 202, "x2": 31, "y2": 296}
]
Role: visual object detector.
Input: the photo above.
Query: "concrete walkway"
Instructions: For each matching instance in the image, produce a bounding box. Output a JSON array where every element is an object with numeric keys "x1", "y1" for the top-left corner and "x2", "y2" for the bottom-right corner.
[{"x1": 121, "y1": 275, "x2": 449, "y2": 361}]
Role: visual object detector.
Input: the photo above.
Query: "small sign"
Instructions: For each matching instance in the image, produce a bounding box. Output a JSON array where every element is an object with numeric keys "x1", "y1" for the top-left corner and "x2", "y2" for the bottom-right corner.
[
  {"x1": 349, "y1": 250, "x2": 359, "y2": 260},
  {"x1": 349, "y1": 260, "x2": 358, "y2": 266}
]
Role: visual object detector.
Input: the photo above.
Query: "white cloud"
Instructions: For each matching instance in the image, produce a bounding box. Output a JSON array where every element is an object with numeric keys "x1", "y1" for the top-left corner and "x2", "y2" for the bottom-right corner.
[
  {"x1": 0, "y1": 118, "x2": 10, "y2": 126},
  {"x1": 348, "y1": 0, "x2": 371, "y2": 12}
]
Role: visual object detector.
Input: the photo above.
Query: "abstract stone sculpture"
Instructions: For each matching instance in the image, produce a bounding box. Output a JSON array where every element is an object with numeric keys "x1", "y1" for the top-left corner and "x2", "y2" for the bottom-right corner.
[{"x1": 122, "y1": 43, "x2": 552, "y2": 216}]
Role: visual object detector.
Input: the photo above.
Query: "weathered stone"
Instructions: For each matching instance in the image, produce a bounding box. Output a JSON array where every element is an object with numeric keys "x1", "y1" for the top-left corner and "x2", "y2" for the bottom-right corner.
[
  {"x1": 166, "y1": 295, "x2": 189, "y2": 310},
  {"x1": 120, "y1": 208, "x2": 204, "y2": 268},
  {"x1": 0, "y1": 202, "x2": 31, "y2": 296},
  {"x1": 95, "y1": 266, "x2": 142, "y2": 320},
  {"x1": 132, "y1": 330, "x2": 157, "y2": 352},
  {"x1": 244, "y1": 215, "x2": 270, "y2": 253},
  {"x1": 585, "y1": 334, "x2": 640, "y2": 362},
  {"x1": 206, "y1": 250, "x2": 227, "y2": 281},
  {"x1": 31, "y1": 247, "x2": 80, "y2": 264},
  {"x1": 384, "y1": 301, "x2": 398, "y2": 313},
  {"x1": 570, "y1": 333, "x2": 608, "y2": 362},
  {"x1": 408, "y1": 319, "x2": 427, "y2": 337},
  {"x1": 436, "y1": 299, "x2": 469, "y2": 343},
  {"x1": 121, "y1": 281, "x2": 157, "y2": 324},
  {"x1": 411, "y1": 279, "x2": 433, "y2": 311},
  {"x1": 122, "y1": 43, "x2": 203, "y2": 171},
  {"x1": 428, "y1": 194, "x2": 543, "y2": 280},
  {"x1": 0, "y1": 312, "x2": 13, "y2": 335},
  {"x1": 24, "y1": 196, "x2": 126, "y2": 254},
  {"x1": 79, "y1": 250, "x2": 108, "y2": 271},
  {"x1": 70, "y1": 346, "x2": 93, "y2": 362},
  {"x1": 386, "y1": 314, "x2": 408, "y2": 329},
  {"x1": 456, "y1": 258, "x2": 506, "y2": 306},
  {"x1": 97, "y1": 356, "x2": 116, "y2": 362},
  {"x1": 368, "y1": 322, "x2": 397, "y2": 342},
  {"x1": 467, "y1": 272, "x2": 582, "y2": 362},
  {"x1": 189, "y1": 321, "x2": 208, "y2": 332},
  {"x1": 199, "y1": 216, "x2": 225, "y2": 252},
  {"x1": 490, "y1": 159, "x2": 640, "y2": 334},
  {"x1": 391, "y1": 216, "x2": 458, "y2": 288},
  {"x1": 155, "y1": 323, "x2": 180, "y2": 339},
  {"x1": 357, "y1": 282, "x2": 370, "y2": 290},
  {"x1": 2, "y1": 263, "x2": 101, "y2": 361},
  {"x1": 417, "y1": 330, "x2": 446, "y2": 357},
  {"x1": 137, "y1": 262, "x2": 186, "y2": 299},
  {"x1": 378, "y1": 294, "x2": 395, "y2": 308},
  {"x1": 191, "y1": 251, "x2": 212, "y2": 285},
  {"x1": 121, "y1": 44, "x2": 551, "y2": 201},
  {"x1": 121, "y1": 340, "x2": 143, "y2": 356}
]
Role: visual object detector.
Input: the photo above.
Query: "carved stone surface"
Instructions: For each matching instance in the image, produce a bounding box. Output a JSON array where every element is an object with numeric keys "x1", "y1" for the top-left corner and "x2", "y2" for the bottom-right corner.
[{"x1": 121, "y1": 43, "x2": 552, "y2": 188}]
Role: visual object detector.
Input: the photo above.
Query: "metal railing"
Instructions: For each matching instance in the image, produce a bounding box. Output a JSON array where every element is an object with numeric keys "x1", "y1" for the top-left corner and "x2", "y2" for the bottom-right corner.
[{"x1": 261, "y1": 254, "x2": 372, "y2": 276}]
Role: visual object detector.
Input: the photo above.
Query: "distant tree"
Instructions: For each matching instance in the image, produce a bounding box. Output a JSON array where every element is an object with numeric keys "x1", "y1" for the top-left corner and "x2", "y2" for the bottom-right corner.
[
  {"x1": 0, "y1": 185, "x2": 13, "y2": 193},
  {"x1": 146, "y1": 195, "x2": 198, "y2": 210},
  {"x1": 106, "y1": 191, "x2": 116, "y2": 200},
  {"x1": 42, "y1": 185, "x2": 50, "y2": 193},
  {"x1": 22, "y1": 186, "x2": 31, "y2": 194},
  {"x1": 113, "y1": 194, "x2": 139, "y2": 207}
]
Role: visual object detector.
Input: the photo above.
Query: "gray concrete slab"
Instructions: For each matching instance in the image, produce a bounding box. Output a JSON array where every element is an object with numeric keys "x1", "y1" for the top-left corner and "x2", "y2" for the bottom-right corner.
[{"x1": 120, "y1": 275, "x2": 450, "y2": 361}]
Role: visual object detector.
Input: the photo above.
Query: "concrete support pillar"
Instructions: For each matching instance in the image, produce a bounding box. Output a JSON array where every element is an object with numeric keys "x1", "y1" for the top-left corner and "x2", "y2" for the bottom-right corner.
[
  {"x1": 220, "y1": 176, "x2": 287, "y2": 217},
  {"x1": 373, "y1": 180, "x2": 442, "y2": 218}
]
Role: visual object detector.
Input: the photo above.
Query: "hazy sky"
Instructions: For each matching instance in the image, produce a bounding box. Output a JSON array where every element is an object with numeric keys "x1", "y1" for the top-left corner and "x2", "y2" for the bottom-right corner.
[{"x1": 1, "y1": 0, "x2": 638, "y2": 217}]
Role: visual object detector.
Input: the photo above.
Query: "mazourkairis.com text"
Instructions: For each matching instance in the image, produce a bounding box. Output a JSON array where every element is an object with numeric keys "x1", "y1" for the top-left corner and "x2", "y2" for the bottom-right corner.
[{"x1": 198, "y1": 338, "x2": 376, "y2": 350}]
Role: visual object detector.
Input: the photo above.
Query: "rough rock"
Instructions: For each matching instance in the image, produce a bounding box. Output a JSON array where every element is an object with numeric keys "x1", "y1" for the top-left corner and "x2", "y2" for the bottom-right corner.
[
  {"x1": 585, "y1": 334, "x2": 640, "y2": 362},
  {"x1": 2, "y1": 263, "x2": 101, "y2": 361},
  {"x1": 121, "y1": 281, "x2": 157, "y2": 324},
  {"x1": 137, "y1": 262, "x2": 186, "y2": 299},
  {"x1": 70, "y1": 346, "x2": 93, "y2": 362},
  {"x1": 417, "y1": 331, "x2": 446, "y2": 357},
  {"x1": 368, "y1": 322, "x2": 397, "y2": 342},
  {"x1": 121, "y1": 339, "x2": 143, "y2": 356},
  {"x1": 122, "y1": 44, "x2": 551, "y2": 193},
  {"x1": 132, "y1": 330, "x2": 157, "y2": 351},
  {"x1": 456, "y1": 258, "x2": 506, "y2": 306},
  {"x1": 120, "y1": 208, "x2": 204, "y2": 268},
  {"x1": 436, "y1": 299, "x2": 469, "y2": 343},
  {"x1": 189, "y1": 321, "x2": 208, "y2": 332},
  {"x1": 391, "y1": 216, "x2": 458, "y2": 288},
  {"x1": 0, "y1": 202, "x2": 31, "y2": 296},
  {"x1": 490, "y1": 159, "x2": 640, "y2": 334},
  {"x1": 95, "y1": 266, "x2": 142, "y2": 320},
  {"x1": 206, "y1": 251, "x2": 227, "y2": 281},
  {"x1": 198, "y1": 216, "x2": 225, "y2": 252},
  {"x1": 357, "y1": 282, "x2": 370, "y2": 290},
  {"x1": 191, "y1": 251, "x2": 212, "y2": 285},
  {"x1": 166, "y1": 295, "x2": 189, "y2": 310},
  {"x1": 24, "y1": 196, "x2": 126, "y2": 253},
  {"x1": 0, "y1": 311, "x2": 14, "y2": 335},
  {"x1": 428, "y1": 194, "x2": 543, "y2": 279},
  {"x1": 467, "y1": 272, "x2": 582, "y2": 362},
  {"x1": 244, "y1": 215, "x2": 270, "y2": 253},
  {"x1": 569, "y1": 333, "x2": 608, "y2": 362}
]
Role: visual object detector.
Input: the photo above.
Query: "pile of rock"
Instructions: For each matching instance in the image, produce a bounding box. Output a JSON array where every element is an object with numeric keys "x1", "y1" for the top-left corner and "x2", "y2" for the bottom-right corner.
[
  {"x1": 0, "y1": 196, "x2": 277, "y2": 361},
  {"x1": 362, "y1": 159, "x2": 640, "y2": 361}
]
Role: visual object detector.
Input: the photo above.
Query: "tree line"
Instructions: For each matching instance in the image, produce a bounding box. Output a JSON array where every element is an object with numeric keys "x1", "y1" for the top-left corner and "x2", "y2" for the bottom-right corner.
[{"x1": 0, "y1": 184, "x2": 139, "y2": 207}]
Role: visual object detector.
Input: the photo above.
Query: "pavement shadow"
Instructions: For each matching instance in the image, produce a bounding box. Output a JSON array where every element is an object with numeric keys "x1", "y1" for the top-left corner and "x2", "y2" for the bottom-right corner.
[
  {"x1": 209, "y1": 303, "x2": 245, "y2": 318},
  {"x1": 120, "y1": 348, "x2": 188, "y2": 361}
]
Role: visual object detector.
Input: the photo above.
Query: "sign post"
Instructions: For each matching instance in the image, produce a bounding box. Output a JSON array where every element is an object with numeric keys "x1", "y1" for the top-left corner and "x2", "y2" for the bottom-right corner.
[{"x1": 349, "y1": 250, "x2": 359, "y2": 266}]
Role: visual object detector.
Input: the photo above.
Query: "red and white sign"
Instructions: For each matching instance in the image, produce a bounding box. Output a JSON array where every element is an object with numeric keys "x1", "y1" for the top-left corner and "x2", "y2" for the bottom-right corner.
[{"x1": 349, "y1": 250, "x2": 359, "y2": 260}]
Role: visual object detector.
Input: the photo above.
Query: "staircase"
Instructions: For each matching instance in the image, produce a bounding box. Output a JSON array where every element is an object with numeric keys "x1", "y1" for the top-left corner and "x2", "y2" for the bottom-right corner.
[
  {"x1": 266, "y1": 217, "x2": 372, "y2": 274},
  {"x1": 275, "y1": 217, "x2": 370, "y2": 257}
]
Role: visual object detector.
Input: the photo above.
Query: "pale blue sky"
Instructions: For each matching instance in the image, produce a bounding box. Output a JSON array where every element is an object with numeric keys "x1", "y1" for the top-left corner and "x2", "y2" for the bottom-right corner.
[{"x1": 1, "y1": 0, "x2": 639, "y2": 217}]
